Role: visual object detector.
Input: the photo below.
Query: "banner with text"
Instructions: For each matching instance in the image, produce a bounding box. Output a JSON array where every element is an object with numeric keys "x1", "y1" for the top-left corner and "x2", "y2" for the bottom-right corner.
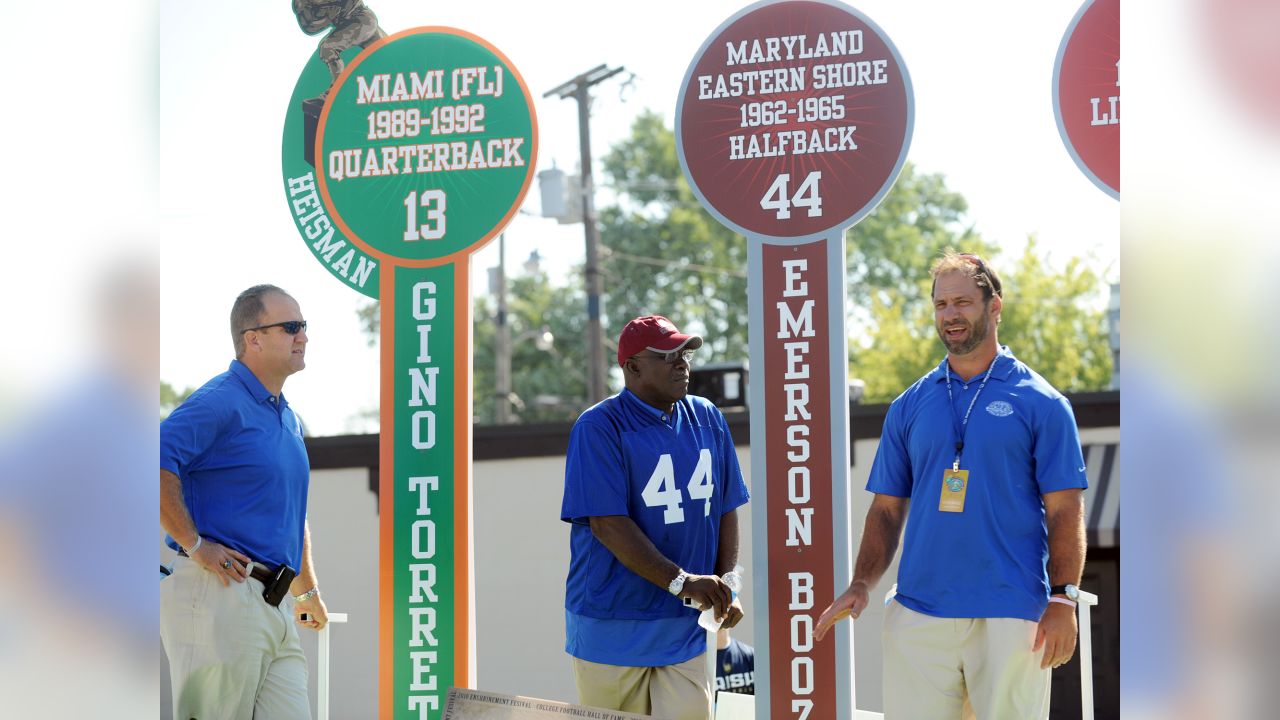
[
  {"x1": 282, "y1": 24, "x2": 536, "y2": 720},
  {"x1": 1053, "y1": 0, "x2": 1120, "y2": 199},
  {"x1": 761, "y1": 239, "x2": 836, "y2": 720},
  {"x1": 384, "y1": 262, "x2": 465, "y2": 718},
  {"x1": 677, "y1": 2, "x2": 912, "y2": 718}
]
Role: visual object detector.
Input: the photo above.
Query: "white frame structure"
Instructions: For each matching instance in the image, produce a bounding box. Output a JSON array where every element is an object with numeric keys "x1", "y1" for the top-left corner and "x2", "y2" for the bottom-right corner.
[{"x1": 317, "y1": 612, "x2": 348, "y2": 720}]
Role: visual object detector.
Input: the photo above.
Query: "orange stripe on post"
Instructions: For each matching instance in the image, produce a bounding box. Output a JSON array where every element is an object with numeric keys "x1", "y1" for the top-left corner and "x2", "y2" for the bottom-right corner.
[
  {"x1": 452, "y1": 261, "x2": 473, "y2": 687},
  {"x1": 378, "y1": 268, "x2": 396, "y2": 720}
]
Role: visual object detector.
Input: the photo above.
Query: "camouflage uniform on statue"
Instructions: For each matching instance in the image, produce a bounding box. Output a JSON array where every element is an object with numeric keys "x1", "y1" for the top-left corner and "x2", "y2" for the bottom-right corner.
[{"x1": 293, "y1": 0, "x2": 386, "y2": 98}]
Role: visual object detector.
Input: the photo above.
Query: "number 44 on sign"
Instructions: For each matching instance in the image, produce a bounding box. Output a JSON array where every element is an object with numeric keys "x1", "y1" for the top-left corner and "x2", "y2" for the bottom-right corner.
[{"x1": 761, "y1": 171, "x2": 822, "y2": 220}]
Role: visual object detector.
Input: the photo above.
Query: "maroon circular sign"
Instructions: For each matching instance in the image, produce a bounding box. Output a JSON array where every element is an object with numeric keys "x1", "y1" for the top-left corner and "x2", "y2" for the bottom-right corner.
[
  {"x1": 677, "y1": 0, "x2": 913, "y2": 240},
  {"x1": 1053, "y1": 0, "x2": 1120, "y2": 199}
]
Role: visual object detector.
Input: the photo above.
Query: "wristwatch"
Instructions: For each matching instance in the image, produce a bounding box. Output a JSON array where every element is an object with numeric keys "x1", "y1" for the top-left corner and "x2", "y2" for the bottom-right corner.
[
  {"x1": 668, "y1": 569, "x2": 688, "y2": 596},
  {"x1": 1049, "y1": 584, "x2": 1080, "y2": 601}
]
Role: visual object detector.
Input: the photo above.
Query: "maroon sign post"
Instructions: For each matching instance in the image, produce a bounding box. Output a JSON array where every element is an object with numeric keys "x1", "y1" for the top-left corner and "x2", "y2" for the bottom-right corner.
[
  {"x1": 1053, "y1": 0, "x2": 1120, "y2": 199},
  {"x1": 677, "y1": 2, "x2": 912, "y2": 718}
]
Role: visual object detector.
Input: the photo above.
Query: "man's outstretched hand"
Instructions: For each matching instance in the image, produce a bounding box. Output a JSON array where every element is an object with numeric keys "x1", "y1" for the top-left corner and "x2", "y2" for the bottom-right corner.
[{"x1": 813, "y1": 580, "x2": 870, "y2": 642}]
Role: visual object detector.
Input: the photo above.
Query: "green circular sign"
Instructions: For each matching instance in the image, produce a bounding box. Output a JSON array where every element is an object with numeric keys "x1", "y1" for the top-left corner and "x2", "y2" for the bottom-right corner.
[
  {"x1": 282, "y1": 27, "x2": 537, "y2": 282},
  {"x1": 283, "y1": 46, "x2": 383, "y2": 297}
]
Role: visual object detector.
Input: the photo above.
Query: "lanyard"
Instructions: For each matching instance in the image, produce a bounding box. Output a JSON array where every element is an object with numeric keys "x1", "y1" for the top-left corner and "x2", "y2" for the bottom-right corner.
[{"x1": 943, "y1": 354, "x2": 999, "y2": 471}]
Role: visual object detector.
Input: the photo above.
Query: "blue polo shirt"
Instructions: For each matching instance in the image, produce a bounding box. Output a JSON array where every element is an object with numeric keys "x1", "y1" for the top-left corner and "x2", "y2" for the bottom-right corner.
[
  {"x1": 161, "y1": 360, "x2": 310, "y2": 570},
  {"x1": 867, "y1": 347, "x2": 1087, "y2": 621},
  {"x1": 561, "y1": 389, "x2": 750, "y2": 666}
]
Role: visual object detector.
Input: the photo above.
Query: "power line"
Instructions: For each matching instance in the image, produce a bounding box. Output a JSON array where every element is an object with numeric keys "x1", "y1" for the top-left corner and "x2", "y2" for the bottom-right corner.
[{"x1": 602, "y1": 248, "x2": 747, "y2": 278}]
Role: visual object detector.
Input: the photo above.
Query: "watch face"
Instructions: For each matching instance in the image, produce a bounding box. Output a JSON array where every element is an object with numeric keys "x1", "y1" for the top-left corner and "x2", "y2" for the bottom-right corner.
[{"x1": 1066, "y1": 585, "x2": 1080, "y2": 601}]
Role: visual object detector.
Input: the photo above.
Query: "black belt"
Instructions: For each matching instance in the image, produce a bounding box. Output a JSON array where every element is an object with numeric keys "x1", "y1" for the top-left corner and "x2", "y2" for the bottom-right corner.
[
  {"x1": 177, "y1": 550, "x2": 274, "y2": 584},
  {"x1": 248, "y1": 563, "x2": 275, "y2": 585},
  {"x1": 177, "y1": 550, "x2": 295, "y2": 606}
]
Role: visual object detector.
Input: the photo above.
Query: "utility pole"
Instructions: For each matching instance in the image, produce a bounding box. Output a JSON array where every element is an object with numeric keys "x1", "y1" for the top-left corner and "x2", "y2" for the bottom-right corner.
[
  {"x1": 494, "y1": 233, "x2": 512, "y2": 424},
  {"x1": 545, "y1": 64, "x2": 625, "y2": 406}
]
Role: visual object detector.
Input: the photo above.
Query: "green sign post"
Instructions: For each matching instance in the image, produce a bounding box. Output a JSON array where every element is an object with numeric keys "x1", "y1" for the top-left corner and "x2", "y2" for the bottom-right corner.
[{"x1": 282, "y1": 26, "x2": 537, "y2": 719}]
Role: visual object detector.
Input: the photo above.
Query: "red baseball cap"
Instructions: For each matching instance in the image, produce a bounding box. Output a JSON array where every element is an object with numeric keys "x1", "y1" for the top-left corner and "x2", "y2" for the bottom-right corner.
[{"x1": 617, "y1": 315, "x2": 703, "y2": 366}]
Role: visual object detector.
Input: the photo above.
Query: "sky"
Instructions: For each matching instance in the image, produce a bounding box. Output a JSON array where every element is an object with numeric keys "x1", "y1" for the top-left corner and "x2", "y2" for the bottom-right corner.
[{"x1": 153, "y1": 0, "x2": 1120, "y2": 436}]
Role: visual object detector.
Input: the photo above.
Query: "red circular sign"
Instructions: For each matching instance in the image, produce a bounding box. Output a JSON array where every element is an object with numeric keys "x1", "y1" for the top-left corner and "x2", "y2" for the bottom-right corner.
[
  {"x1": 677, "y1": 0, "x2": 912, "y2": 240},
  {"x1": 1053, "y1": 0, "x2": 1120, "y2": 199}
]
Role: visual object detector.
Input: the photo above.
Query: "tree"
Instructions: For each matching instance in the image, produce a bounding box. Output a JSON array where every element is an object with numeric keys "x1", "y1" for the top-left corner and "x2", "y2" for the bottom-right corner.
[
  {"x1": 596, "y1": 119, "x2": 1013, "y2": 369},
  {"x1": 845, "y1": 161, "x2": 1000, "y2": 324},
  {"x1": 471, "y1": 268, "x2": 589, "y2": 424},
  {"x1": 161, "y1": 381, "x2": 196, "y2": 419},
  {"x1": 354, "y1": 112, "x2": 1112, "y2": 423},
  {"x1": 851, "y1": 286, "x2": 939, "y2": 402},
  {"x1": 997, "y1": 238, "x2": 1113, "y2": 393},
  {"x1": 851, "y1": 237, "x2": 1113, "y2": 402},
  {"x1": 599, "y1": 110, "x2": 750, "y2": 363},
  {"x1": 356, "y1": 300, "x2": 378, "y2": 343},
  {"x1": 355, "y1": 269, "x2": 590, "y2": 425},
  {"x1": 350, "y1": 109, "x2": 749, "y2": 421}
]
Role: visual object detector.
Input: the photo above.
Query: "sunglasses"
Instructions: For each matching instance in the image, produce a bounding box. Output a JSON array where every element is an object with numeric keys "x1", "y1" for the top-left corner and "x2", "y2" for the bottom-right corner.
[
  {"x1": 241, "y1": 320, "x2": 308, "y2": 335},
  {"x1": 637, "y1": 348, "x2": 695, "y2": 364}
]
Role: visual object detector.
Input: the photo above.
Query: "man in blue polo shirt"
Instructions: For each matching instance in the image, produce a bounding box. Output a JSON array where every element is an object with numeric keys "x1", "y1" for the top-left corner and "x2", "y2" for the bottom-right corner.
[
  {"x1": 160, "y1": 284, "x2": 328, "y2": 720},
  {"x1": 815, "y1": 253, "x2": 1087, "y2": 719},
  {"x1": 562, "y1": 315, "x2": 750, "y2": 720}
]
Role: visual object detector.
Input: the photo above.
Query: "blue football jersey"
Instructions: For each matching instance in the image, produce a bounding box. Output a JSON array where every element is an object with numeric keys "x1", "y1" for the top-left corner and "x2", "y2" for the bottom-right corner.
[
  {"x1": 715, "y1": 637, "x2": 756, "y2": 695},
  {"x1": 562, "y1": 389, "x2": 750, "y2": 621}
]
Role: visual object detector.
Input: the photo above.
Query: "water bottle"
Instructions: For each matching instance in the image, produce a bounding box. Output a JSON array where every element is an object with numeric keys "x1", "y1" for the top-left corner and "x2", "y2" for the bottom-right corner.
[{"x1": 698, "y1": 565, "x2": 744, "y2": 631}]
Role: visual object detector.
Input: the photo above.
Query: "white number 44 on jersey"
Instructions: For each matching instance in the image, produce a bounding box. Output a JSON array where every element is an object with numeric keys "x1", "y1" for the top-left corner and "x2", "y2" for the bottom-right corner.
[{"x1": 642, "y1": 450, "x2": 714, "y2": 524}]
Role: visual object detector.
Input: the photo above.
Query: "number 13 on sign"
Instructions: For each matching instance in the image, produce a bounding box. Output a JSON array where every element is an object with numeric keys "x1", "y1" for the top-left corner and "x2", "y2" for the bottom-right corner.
[
  {"x1": 761, "y1": 170, "x2": 822, "y2": 220},
  {"x1": 403, "y1": 189, "x2": 447, "y2": 241}
]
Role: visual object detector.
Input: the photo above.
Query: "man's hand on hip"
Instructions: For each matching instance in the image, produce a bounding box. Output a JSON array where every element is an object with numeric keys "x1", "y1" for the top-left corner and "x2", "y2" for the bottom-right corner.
[
  {"x1": 1033, "y1": 601, "x2": 1079, "y2": 669},
  {"x1": 191, "y1": 540, "x2": 251, "y2": 587}
]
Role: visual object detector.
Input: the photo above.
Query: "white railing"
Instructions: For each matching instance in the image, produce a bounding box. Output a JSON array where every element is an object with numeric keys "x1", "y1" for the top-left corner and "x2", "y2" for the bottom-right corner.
[
  {"x1": 1076, "y1": 589, "x2": 1099, "y2": 720},
  {"x1": 317, "y1": 612, "x2": 348, "y2": 720}
]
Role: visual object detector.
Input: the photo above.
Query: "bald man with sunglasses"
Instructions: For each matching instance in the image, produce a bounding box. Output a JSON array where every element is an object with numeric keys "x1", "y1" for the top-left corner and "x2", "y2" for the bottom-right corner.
[
  {"x1": 561, "y1": 315, "x2": 750, "y2": 720},
  {"x1": 161, "y1": 284, "x2": 328, "y2": 720}
]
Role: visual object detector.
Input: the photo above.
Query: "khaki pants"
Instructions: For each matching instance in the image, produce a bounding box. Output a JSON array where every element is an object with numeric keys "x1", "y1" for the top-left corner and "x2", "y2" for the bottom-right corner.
[
  {"x1": 161, "y1": 556, "x2": 310, "y2": 720},
  {"x1": 572, "y1": 653, "x2": 712, "y2": 720},
  {"x1": 883, "y1": 601, "x2": 1051, "y2": 720}
]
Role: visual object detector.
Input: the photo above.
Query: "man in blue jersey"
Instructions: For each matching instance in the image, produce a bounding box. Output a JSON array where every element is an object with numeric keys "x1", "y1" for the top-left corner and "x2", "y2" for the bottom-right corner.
[
  {"x1": 562, "y1": 315, "x2": 751, "y2": 720},
  {"x1": 715, "y1": 629, "x2": 755, "y2": 697},
  {"x1": 814, "y1": 252, "x2": 1087, "y2": 719},
  {"x1": 160, "y1": 284, "x2": 328, "y2": 720}
]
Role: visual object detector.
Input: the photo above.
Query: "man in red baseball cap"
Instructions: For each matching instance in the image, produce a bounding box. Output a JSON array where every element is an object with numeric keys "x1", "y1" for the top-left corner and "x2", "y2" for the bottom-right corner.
[
  {"x1": 614, "y1": 315, "x2": 705, "y2": 411},
  {"x1": 560, "y1": 315, "x2": 749, "y2": 720},
  {"x1": 615, "y1": 315, "x2": 705, "y2": 367}
]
